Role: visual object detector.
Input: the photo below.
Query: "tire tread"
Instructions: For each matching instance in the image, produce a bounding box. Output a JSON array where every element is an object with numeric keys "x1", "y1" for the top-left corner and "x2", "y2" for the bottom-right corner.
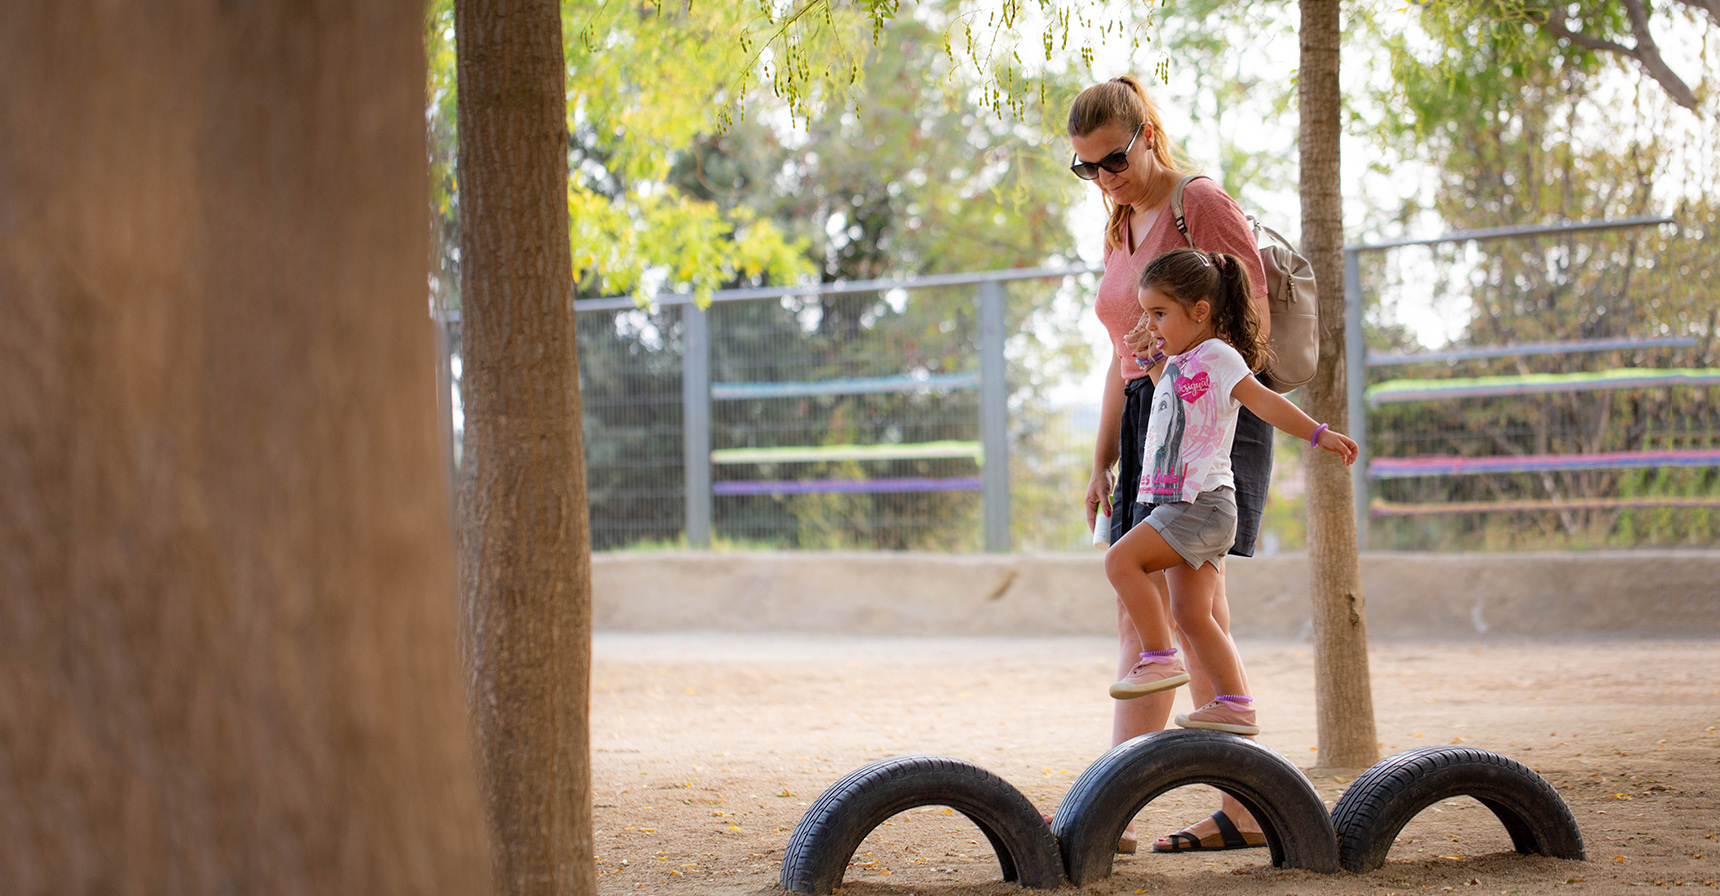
[
  {"x1": 779, "y1": 755, "x2": 1063, "y2": 895},
  {"x1": 1330, "y1": 746, "x2": 1585, "y2": 873}
]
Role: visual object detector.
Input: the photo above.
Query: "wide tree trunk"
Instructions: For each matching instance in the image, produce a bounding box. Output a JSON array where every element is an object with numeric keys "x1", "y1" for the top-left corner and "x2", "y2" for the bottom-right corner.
[
  {"x1": 453, "y1": 1, "x2": 596, "y2": 893},
  {"x1": 0, "y1": 1, "x2": 492, "y2": 892},
  {"x1": 1299, "y1": 0, "x2": 1380, "y2": 770}
]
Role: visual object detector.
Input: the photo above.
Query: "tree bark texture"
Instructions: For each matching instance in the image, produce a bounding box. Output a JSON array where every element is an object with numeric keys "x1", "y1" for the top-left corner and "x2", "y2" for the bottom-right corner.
[
  {"x1": 453, "y1": 1, "x2": 596, "y2": 894},
  {"x1": 0, "y1": 1, "x2": 492, "y2": 893},
  {"x1": 1299, "y1": 0, "x2": 1380, "y2": 770}
]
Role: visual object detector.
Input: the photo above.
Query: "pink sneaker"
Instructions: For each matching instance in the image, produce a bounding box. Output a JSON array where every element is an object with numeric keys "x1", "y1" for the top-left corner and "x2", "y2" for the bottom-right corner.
[
  {"x1": 1175, "y1": 696, "x2": 1259, "y2": 735},
  {"x1": 1109, "y1": 650, "x2": 1190, "y2": 699}
]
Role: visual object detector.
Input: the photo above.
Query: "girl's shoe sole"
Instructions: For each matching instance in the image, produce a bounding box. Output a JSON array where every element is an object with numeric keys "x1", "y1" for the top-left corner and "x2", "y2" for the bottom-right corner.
[
  {"x1": 1108, "y1": 672, "x2": 1190, "y2": 699},
  {"x1": 1173, "y1": 715, "x2": 1260, "y2": 736}
]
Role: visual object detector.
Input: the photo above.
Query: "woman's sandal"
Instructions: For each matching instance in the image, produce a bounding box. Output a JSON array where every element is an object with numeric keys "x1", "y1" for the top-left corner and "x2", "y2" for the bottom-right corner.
[{"x1": 1150, "y1": 809, "x2": 1268, "y2": 853}]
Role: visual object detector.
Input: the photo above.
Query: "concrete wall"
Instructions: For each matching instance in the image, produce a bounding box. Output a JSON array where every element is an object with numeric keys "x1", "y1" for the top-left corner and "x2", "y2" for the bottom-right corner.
[{"x1": 593, "y1": 551, "x2": 1720, "y2": 639}]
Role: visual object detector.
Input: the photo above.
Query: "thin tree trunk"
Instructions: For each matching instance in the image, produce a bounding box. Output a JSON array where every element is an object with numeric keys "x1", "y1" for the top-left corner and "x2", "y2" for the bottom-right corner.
[
  {"x1": 1299, "y1": 0, "x2": 1380, "y2": 770},
  {"x1": 0, "y1": 1, "x2": 492, "y2": 891},
  {"x1": 453, "y1": 0, "x2": 596, "y2": 893}
]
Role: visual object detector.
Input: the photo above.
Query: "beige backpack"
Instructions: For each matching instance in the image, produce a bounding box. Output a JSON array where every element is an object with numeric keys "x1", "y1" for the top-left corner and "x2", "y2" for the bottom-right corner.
[{"x1": 1170, "y1": 174, "x2": 1319, "y2": 394}]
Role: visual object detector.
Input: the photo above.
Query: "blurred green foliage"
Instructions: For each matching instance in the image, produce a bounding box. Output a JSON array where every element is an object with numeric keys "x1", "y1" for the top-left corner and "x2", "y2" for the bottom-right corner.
[{"x1": 1358, "y1": 1, "x2": 1718, "y2": 550}]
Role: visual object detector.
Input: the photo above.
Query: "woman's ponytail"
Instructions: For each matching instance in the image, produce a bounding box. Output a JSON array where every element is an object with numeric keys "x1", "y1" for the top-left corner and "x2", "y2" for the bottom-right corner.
[{"x1": 1211, "y1": 252, "x2": 1271, "y2": 373}]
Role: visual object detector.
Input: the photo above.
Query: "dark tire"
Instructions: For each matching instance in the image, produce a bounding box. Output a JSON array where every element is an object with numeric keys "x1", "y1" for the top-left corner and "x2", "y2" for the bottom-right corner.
[
  {"x1": 1330, "y1": 746, "x2": 1586, "y2": 873},
  {"x1": 779, "y1": 754, "x2": 1065, "y2": 895},
  {"x1": 1051, "y1": 729, "x2": 1340, "y2": 884}
]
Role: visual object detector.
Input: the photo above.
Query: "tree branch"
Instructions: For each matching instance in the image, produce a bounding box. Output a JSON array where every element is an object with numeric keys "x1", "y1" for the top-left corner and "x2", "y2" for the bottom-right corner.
[
  {"x1": 1537, "y1": 12, "x2": 1632, "y2": 56},
  {"x1": 1531, "y1": 0, "x2": 1701, "y2": 111},
  {"x1": 1617, "y1": 0, "x2": 1701, "y2": 109}
]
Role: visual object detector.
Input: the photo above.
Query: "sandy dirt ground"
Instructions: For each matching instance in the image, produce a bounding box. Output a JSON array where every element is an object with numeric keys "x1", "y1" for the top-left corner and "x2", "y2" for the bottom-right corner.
[{"x1": 592, "y1": 633, "x2": 1720, "y2": 895}]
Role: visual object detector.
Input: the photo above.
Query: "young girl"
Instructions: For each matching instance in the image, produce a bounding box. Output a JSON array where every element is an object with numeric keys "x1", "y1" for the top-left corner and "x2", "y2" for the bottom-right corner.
[{"x1": 1103, "y1": 248, "x2": 1357, "y2": 735}]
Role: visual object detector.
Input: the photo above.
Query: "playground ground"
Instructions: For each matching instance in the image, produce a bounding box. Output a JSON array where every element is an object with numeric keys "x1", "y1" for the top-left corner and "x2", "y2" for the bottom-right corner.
[{"x1": 591, "y1": 633, "x2": 1720, "y2": 895}]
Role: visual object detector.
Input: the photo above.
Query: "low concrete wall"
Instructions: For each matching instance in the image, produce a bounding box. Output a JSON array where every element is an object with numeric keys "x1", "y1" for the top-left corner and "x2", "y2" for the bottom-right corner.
[{"x1": 592, "y1": 551, "x2": 1720, "y2": 639}]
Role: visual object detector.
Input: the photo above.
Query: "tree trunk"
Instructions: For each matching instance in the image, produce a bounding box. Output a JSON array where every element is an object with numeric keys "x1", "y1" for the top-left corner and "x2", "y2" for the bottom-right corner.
[
  {"x1": 0, "y1": 1, "x2": 492, "y2": 892},
  {"x1": 1299, "y1": 0, "x2": 1380, "y2": 770},
  {"x1": 453, "y1": 1, "x2": 596, "y2": 894}
]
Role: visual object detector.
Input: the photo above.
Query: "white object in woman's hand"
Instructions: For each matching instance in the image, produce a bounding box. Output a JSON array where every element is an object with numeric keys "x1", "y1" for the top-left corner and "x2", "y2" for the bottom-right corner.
[{"x1": 1092, "y1": 504, "x2": 1112, "y2": 548}]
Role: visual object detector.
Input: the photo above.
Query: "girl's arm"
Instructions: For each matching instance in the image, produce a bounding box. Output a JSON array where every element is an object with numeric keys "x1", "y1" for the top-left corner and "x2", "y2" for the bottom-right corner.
[
  {"x1": 1087, "y1": 352, "x2": 1127, "y2": 527},
  {"x1": 1231, "y1": 375, "x2": 1358, "y2": 465}
]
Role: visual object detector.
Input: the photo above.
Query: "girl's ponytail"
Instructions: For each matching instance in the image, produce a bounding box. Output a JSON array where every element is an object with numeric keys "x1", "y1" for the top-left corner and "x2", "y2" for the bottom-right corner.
[
  {"x1": 1138, "y1": 248, "x2": 1270, "y2": 370},
  {"x1": 1211, "y1": 252, "x2": 1271, "y2": 373}
]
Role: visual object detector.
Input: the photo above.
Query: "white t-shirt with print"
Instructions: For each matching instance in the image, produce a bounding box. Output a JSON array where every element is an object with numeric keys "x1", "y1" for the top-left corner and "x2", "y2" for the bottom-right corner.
[{"x1": 1135, "y1": 338, "x2": 1254, "y2": 505}]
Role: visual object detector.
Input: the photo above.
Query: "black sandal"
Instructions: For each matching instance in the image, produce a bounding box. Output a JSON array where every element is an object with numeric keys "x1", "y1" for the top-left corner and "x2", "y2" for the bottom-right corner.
[{"x1": 1151, "y1": 810, "x2": 1268, "y2": 852}]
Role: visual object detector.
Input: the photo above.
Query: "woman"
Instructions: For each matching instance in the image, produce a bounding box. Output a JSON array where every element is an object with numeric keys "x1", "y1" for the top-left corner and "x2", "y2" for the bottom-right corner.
[{"x1": 1070, "y1": 75, "x2": 1274, "y2": 854}]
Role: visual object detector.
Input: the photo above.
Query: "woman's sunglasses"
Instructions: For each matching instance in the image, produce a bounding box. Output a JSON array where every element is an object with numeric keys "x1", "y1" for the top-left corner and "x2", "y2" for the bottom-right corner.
[{"x1": 1069, "y1": 123, "x2": 1143, "y2": 181}]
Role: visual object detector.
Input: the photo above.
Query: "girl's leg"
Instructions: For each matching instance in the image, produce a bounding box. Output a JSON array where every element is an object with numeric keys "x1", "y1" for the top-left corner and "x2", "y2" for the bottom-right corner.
[
  {"x1": 1112, "y1": 581, "x2": 1176, "y2": 743},
  {"x1": 1104, "y1": 524, "x2": 1195, "y2": 699},
  {"x1": 1179, "y1": 560, "x2": 1252, "y2": 701},
  {"x1": 1037, "y1": 571, "x2": 1176, "y2": 849},
  {"x1": 1164, "y1": 562, "x2": 1246, "y2": 697},
  {"x1": 1102, "y1": 522, "x2": 1185, "y2": 650},
  {"x1": 1167, "y1": 565, "x2": 1258, "y2": 736},
  {"x1": 1157, "y1": 564, "x2": 1263, "y2": 851},
  {"x1": 1109, "y1": 579, "x2": 1175, "y2": 854},
  {"x1": 1203, "y1": 567, "x2": 1261, "y2": 830}
]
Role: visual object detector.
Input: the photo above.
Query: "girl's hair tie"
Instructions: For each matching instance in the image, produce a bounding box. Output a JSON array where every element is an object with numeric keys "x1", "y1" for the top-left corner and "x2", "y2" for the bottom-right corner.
[{"x1": 1310, "y1": 423, "x2": 1329, "y2": 447}]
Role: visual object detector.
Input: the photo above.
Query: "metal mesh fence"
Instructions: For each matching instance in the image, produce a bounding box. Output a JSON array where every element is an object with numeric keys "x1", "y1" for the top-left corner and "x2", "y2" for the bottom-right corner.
[
  {"x1": 705, "y1": 286, "x2": 986, "y2": 551},
  {"x1": 575, "y1": 305, "x2": 688, "y2": 550},
  {"x1": 444, "y1": 270, "x2": 1093, "y2": 553},
  {"x1": 1353, "y1": 218, "x2": 1720, "y2": 550},
  {"x1": 443, "y1": 221, "x2": 1717, "y2": 556}
]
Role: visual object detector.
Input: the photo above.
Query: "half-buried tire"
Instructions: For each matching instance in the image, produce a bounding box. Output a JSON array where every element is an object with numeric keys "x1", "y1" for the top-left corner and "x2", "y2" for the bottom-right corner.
[
  {"x1": 779, "y1": 754, "x2": 1065, "y2": 895},
  {"x1": 1330, "y1": 746, "x2": 1585, "y2": 873},
  {"x1": 1052, "y1": 729, "x2": 1340, "y2": 884}
]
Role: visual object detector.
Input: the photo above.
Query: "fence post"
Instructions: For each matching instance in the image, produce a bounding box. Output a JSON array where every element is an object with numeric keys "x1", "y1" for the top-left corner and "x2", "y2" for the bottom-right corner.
[
  {"x1": 1344, "y1": 247, "x2": 1368, "y2": 549},
  {"x1": 977, "y1": 280, "x2": 1011, "y2": 553},
  {"x1": 683, "y1": 302, "x2": 712, "y2": 548}
]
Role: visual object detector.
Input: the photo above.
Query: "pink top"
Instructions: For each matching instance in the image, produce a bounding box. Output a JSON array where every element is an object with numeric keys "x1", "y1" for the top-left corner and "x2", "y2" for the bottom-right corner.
[{"x1": 1095, "y1": 176, "x2": 1267, "y2": 383}]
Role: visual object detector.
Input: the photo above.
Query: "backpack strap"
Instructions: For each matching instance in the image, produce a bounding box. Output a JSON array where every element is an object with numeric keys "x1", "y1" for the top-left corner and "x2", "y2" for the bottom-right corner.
[
  {"x1": 1169, "y1": 173, "x2": 1213, "y2": 250},
  {"x1": 1253, "y1": 218, "x2": 1294, "y2": 251}
]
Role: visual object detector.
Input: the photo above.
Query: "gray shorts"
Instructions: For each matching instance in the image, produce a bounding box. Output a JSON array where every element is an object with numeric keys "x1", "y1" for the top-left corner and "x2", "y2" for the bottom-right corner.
[{"x1": 1142, "y1": 487, "x2": 1238, "y2": 570}]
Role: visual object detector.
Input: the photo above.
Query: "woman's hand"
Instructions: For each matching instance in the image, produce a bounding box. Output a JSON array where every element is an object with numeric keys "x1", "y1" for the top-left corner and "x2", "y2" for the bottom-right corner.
[
  {"x1": 1316, "y1": 428, "x2": 1360, "y2": 465},
  {"x1": 1122, "y1": 314, "x2": 1165, "y2": 378},
  {"x1": 1085, "y1": 467, "x2": 1116, "y2": 530},
  {"x1": 1122, "y1": 313, "x2": 1155, "y2": 356}
]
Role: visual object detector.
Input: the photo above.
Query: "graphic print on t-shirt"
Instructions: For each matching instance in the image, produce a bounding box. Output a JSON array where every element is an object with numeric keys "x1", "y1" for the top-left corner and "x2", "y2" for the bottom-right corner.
[
  {"x1": 1136, "y1": 339, "x2": 1250, "y2": 505},
  {"x1": 1142, "y1": 359, "x2": 1188, "y2": 501}
]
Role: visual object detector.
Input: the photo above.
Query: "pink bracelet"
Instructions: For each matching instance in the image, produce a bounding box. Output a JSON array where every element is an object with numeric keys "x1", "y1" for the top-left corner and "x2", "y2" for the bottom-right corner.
[{"x1": 1309, "y1": 423, "x2": 1329, "y2": 447}]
